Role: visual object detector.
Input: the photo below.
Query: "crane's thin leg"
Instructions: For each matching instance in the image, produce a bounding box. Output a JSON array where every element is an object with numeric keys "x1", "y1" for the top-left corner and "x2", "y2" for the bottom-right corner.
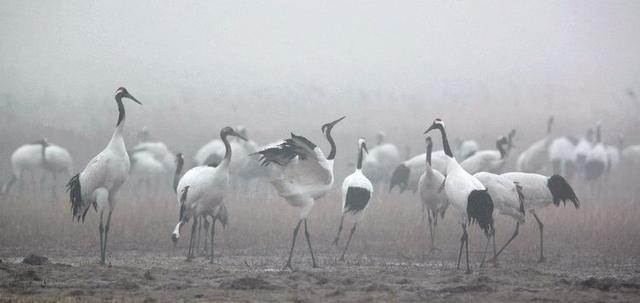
[
  {"x1": 480, "y1": 231, "x2": 492, "y2": 267},
  {"x1": 428, "y1": 210, "x2": 440, "y2": 253},
  {"x1": 532, "y1": 212, "x2": 545, "y2": 263},
  {"x1": 332, "y1": 214, "x2": 345, "y2": 246},
  {"x1": 98, "y1": 211, "x2": 105, "y2": 265},
  {"x1": 100, "y1": 209, "x2": 113, "y2": 265},
  {"x1": 202, "y1": 217, "x2": 210, "y2": 256},
  {"x1": 464, "y1": 225, "x2": 471, "y2": 274},
  {"x1": 51, "y1": 172, "x2": 57, "y2": 200},
  {"x1": 303, "y1": 219, "x2": 318, "y2": 268},
  {"x1": 284, "y1": 219, "x2": 303, "y2": 270},
  {"x1": 195, "y1": 216, "x2": 201, "y2": 254},
  {"x1": 456, "y1": 224, "x2": 466, "y2": 269},
  {"x1": 340, "y1": 223, "x2": 358, "y2": 261},
  {"x1": 187, "y1": 217, "x2": 198, "y2": 261},
  {"x1": 209, "y1": 219, "x2": 216, "y2": 264},
  {"x1": 489, "y1": 223, "x2": 519, "y2": 263}
]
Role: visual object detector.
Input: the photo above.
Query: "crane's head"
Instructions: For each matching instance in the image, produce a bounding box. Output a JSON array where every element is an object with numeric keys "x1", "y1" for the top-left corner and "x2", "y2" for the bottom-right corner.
[
  {"x1": 321, "y1": 116, "x2": 346, "y2": 135},
  {"x1": 220, "y1": 126, "x2": 247, "y2": 141},
  {"x1": 424, "y1": 118, "x2": 445, "y2": 134},
  {"x1": 175, "y1": 153, "x2": 184, "y2": 166},
  {"x1": 358, "y1": 137, "x2": 369, "y2": 154},
  {"x1": 115, "y1": 87, "x2": 142, "y2": 105}
]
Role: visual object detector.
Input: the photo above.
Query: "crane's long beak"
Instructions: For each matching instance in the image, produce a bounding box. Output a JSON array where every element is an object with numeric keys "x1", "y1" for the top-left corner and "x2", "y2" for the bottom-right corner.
[
  {"x1": 124, "y1": 92, "x2": 142, "y2": 105},
  {"x1": 328, "y1": 116, "x2": 346, "y2": 127},
  {"x1": 424, "y1": 124, "x2": 436, "y2": 134},
  {"x1": 363, "y1": 142, "x2": 369, "y2": 154}
]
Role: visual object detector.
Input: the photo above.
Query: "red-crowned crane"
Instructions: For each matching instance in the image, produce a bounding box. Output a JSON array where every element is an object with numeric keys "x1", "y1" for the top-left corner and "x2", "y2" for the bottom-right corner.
[
  {"x1": 460, "y1": 136, "x2": 511, "y2": 175},
  {"x1": 424, "y1": 119, "x2": 494, "y2": 274},
  {"x1": 171, "y1": 127, "x2": 245, "y2": 263},
  {"x1": 548, "y1": 136, "x2": 577, "y2": 179},
  {"x1": 501, "y1": 172, "x2": 579, "y2": 262},
  {"x1": 389, "y1": 150, "x2": 447, "y2": 194},
  {"x1": 254, "y1": 116, "x2": 345, "y2": 270},
  {"x1": 333, "y1": 138, "x2": 373, "y2": 261},
  {"x1": 361, "y1": 132, "x2": 401, "y2": 184},
  {"x1": 2, "y1": 139, "x2": 48, "y2": 195},
  {"x1": 417, "y1": 136, "x2": 448, "y2": 252},
  {"x1": 66, "y1": 87, "x2": 142, "y2": 265},
  {"x1": 585, "y1": 122, "x2": 608, "y2": 181}
]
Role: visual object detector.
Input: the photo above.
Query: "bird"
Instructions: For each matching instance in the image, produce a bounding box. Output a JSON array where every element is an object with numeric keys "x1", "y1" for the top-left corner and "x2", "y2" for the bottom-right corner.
[
  {"x1": 516, "y1": 116, "x2": 554, "y2": 173},
  {"x1": 361, "y1": 132, "x2": 401, "y2": 184},
  {"x1": 332, "y1": 138, "x2": 373, "y2": 261},
  {"x1": 501, "y1": 172, "x2": 579, "y2": 262},
  {"x1": 40, "y1": 142, "x2": 73, "y2": 197},
  {"x1": 622, "y1": 144, "x2": 640, "y2": 166},
  {"x1": 389, "y1": 150, "x2": 447, "y2": 194},
  {"x1": 2, "y1": 139, "x2": 49, "y2": 195},
  {"x1": 171, "y1": 127, "x2": 245, "y2": 263},
  {"x1": 605, "y1": 135, "x2": 623, "y2": 174},
  {"x1": 548, "y1": 136, "x2": 577, "y2": 179},
  {"x1": 424, "y1": 118, "x2": 494, "y2": 274},
  {"x1": 417, "y1": 136, "x2": 448, "y2": 253},
  {"x1": 460, "y1": 136, "x2": 511, "y2": 175},
  {"x1": 66, "y1": 87, "x2": 142, "y2": 265},
  {"x1": 129, "y1": 150, "x2": 166, "y2": 194},
  {"x1": 585, "y1": 122, "x2": 608, "y2": 181},
  {"x1": 132, "y1": 140, "x2": 176, "y2": 174},
  {"x1": 473, "y1": 172, "x2": 525, "y2": 264},
  {"x1": 254, "y1": 116, "x2": 345, "y2": 270},
  {"x1": 456, "y1": 139, "x2": 480, "y2": 160},
  {"x1": 574, "y1": 128, "x2": 594, "y2": 173}
]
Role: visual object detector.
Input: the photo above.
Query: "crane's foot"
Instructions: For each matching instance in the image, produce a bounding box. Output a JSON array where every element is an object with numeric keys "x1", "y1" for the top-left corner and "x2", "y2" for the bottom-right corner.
[{"x1": 282, "y1": 262, "x2": 294, "y2": 271}]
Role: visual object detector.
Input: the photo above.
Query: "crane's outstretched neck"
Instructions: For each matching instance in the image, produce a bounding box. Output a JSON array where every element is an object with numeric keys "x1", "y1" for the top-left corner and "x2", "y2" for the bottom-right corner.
[
  {"x1": 107, "y1": 95, "x2": 127, "y2": 152},
  {"x1": 426, "y1": 139, "x2": 433, "y2": 167},
  {"x1": 356, "y1": 144, "x2": 364, "y2": 170},
  {"x1": 326, "y1": 130, "x2": 337, "y2": 160},
  {"x1": 437, "y1": 126, "x2": 453, "y2": 158},
  {"x1": 497, "y1": 140, "x2": 507, "y2": 159},
  {"x1": 221, "y1": 133, "x2": 233, "y2": 168},
  {"x1": 173, "y1": 156, "x2": 184, "y2": 193}
]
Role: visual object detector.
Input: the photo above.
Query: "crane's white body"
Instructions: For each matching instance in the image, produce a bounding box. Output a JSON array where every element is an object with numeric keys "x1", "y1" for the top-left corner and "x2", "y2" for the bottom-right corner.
[
  {"x1": 341, "y1": 169, "x2": 373, "y2": 222},
  {"x1": 391, "y1": 151, "x2": 447, "y2": 193},
  {"x1": 474, "y1": 172, "x2": 524, "y2": 222},
  {"x1": 443, "y1": 157, "x2": 486, "y2": 224},
  {"x1": 457, "y1": 140, "x2": 479, "y2": 160},
  {"x1": 517, "y1": 137, "x2": 550, "y2": 173},
  {"x1": 461, "y1": 150, "x2": 506, "y2": 175},
  {"x1": 418, "y1": 167, "x2": 447, "y2": 214},
  {"x1": 574, "y1": 138, "x2": 592, "y2": 165},
  {"x1": 622, "y1": 145, "x2": 640, "y2": 165},
  {"x1": 42, "y1": 145, "x2": 73, "y2": 174},
  {"x1": 133, "y1": 141, "x2": 175, "y2": 172},
  {"x1": 130, "y1": 150, "x2": 166, "y2": 191},
  {"x1": 548, "y1": 137, "x2": 576, "y2": 176},
  {"x1": 195, "y1": 138, "x2": 267, "y2": 182},
  {"x1": 605, "y1": 145, "x2": 621, "y2": 172},
  {"x1": 9, "y1": 144, "x2": 44, "y2": 178},
  {"x1": 174, "y1": 165, "x2": 229, "y2": 226},
  {"x1": 501, "y1": 172, "x2": 554, "y2": 211},
  {"x1": 362, "y1": 143, "x2": 401, "y2": 183}
]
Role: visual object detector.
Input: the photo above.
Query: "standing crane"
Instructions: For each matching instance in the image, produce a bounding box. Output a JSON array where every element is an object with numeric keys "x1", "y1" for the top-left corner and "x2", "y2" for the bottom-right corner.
[
  {"x1": 333, "y1": 138, "x2": 373, "y2": 261},
  {"x1": 2, "y1": 139, "x2": 48, "y2": 195},
  {"x1": 460, "y1": 136, "x2": 511, "y2": 175},
  {"x1": 424, "y1": 119, "x2": 494, "y2": 274},
  {"x1": 66, "y1": 87, "x2": 142, "y2": 264},
  {"x1": 516, "y1": 116, "x2": 554, "y2": 173},
  {"x1": 417, "y1": 136, "x2": 448, "y2": 252},
  {"x1": 254, "y1": 116, "x2": 345, "y2": 270},
  {"x1": 171, "y1": 127, "x2": 244, "y2": 263}
]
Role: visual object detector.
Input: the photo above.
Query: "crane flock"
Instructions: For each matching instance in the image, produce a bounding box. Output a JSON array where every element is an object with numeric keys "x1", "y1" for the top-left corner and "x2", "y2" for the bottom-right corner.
[{"x1": 5, "y1": 86, "x2": 639, "y2": 274}]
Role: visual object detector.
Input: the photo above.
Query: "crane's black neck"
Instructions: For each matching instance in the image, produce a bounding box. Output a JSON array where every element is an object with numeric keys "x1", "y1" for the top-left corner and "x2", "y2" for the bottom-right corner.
[
  {"x1": 596, "y1": 125, "x2": 601, "y2": 143},
  {"x1": 222, "y1": 133, "x2": 232, "y2": 165},
  {"x1": 426, "y1": 141, "x2": 433, "y2": 166},
  {"x1": 173, "y1": 158, "x2": 184, "y2": 193},
  {"x1": 356, "y1": 144, "x2": 364, "y2": 170},
  {"x1": 497, "y1": 140, "x2": 506, "y2": 159},
  {"x1": 116, "y1": 95, "x2": 125, "y2": 127},
  {"x1": 326, "y1": 129, "x2": 337, "y2": 160},
  {"x1": 436, "y1": 125, "x2": 453, "y2": 158}
]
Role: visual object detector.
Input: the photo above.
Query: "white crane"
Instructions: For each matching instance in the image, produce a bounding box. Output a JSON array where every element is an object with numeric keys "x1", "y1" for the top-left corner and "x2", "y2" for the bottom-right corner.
[
  {"x1": 605, "y1": 135, "x2": 623, "y2": 173},
  {"x1": 548, "y1": 136, "x2": 577, "y2": 179},
  {"x1": 417, "y1": 136, "x2": 448, "y2": 252},
  {"x1": 40, "y1": 142, "x2": 73, "y2": 196},
  {"x1": 2, "y1": 139, "x2": 48, "y2": 195},
  {"x1": 622, "y1": 144, "x2": 640, "y2": 166},
  {"x1": 424, "y1": 119, "x2": 494, "y2": 274},
  {"x1": 460, "y1": 136, "x2": 511, "y2": 175},
  {"x1": 473, "y1": 172, "x2": 525, "y2": 264},
  {"x1": 66, "y1": 87, "x2": 142, "y2": 264},
  {"x1": 361, "y1": 132, "x2": 401, "y2": 184},
  {"x1": 129, "y1": 150, "x2": 166, "y2": 194},
  {"x1": 456, "y1": 139, "x2": 480, "y2": 160},
  {"x1": 132, "y1": 141, "x2": 176, "y2": 173},
  {"x1": 585, "y1": 123, "x2": 608, "y2": 181},
  {"x1": 254, "y1": 116, "x2": 345, "y2": 270},
  {"x1": 332, "y1": 138, "x2": 373, "y2": 261},
  {"x1": 574, "y1": 128, "x2": 594, "y2": 172},
  {"x1": 171, "y1": 127, "x2": 245, "y2": 263},
  {"x1": 516, "y1": 116, "x2": 554, "y2": 173},
  {"x1": 389, "y1": 150, "x2": 447, "y2": 194},
  {"x1": 501, "y1": 172, "x2": 579, "y2": 262}
]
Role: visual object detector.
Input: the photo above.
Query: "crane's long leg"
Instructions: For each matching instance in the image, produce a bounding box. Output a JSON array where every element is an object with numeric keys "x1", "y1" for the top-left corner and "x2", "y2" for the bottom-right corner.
[
  {"x1": 202, "y1": 217, "x2": 211, "y2": 256},
  {"x1": 532, "y1": 212, "x2": 545, "y2": 263},
  {"x1": 187, "y1": 217, "x2": 198, "y2": 261},
  {"x1": 427, "y1": 210, "x2": 440, "y2": 253},
  {"x1": 98, "y1": 211, "x2": 105, "y2": 265},
  {"x1": 489, "y1": 223, "x2": 520, "y2": 263},
  {"x1": 340, "y1": 223, "x2": 358, "y2": 261},
  {"x1": 51, "y1": 172, "x2": 57, "y2": 200},
  {"x1": 101, "y1": 209, "x2": 113, "y2": 265},
  {"x1": 480, "y1": 231, "x2": 492, "y2": 267},
  {"x1": 303, "y1": 219, "x2": 318, "y2": 268},
  {"x1": 464, "y1": 225, "x2": 470, "y2": 274},
  {"x1": 209, "y1": 219, "x2": 216, "y2": 264},
  {"x1": 195, "y1": 216, "x2": 202, "y2": 254},
  {"x1": 456, "y1": 224, "x2": 466, "y2": 269},
  {"x1": 332, "y1": 214, "x2": 345, "y2": 246},
  {"x1": 284, "y1": 219, "x2": 303, "y2": 270}
]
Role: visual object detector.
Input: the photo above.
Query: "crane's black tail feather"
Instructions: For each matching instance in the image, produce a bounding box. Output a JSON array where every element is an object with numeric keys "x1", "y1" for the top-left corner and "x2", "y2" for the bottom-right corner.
[
  {"x1": 467, "y1": 189, "x2": 494, "y2": 236},
  {"x1": 389, "y1": 163, "x2": 410, "y2": 193},
  {"x1": 547, "y1": 174, "x2": 580, "y2": 208},
  {"x1": 66, "y1": 173, "x2": 84, "y2": 222}
]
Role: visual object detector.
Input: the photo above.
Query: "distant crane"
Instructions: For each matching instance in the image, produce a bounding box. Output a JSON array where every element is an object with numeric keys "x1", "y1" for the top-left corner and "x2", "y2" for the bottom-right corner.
[
  {"x1": 585, "y1": 122, "x2": 608, "y2": 181},
  {"x1": 361, "y1": 132, "x2": 401, "y2": 184},
  {"x1": 548, "y1": 136, "x2": 577, "y2": 179},
  {"x1": 2, "y1": 139, "x2": 48, "y2": 195},
  {"x1": 460, "y1": 136, "x2": 511, "y2": 175},
  {"x1": 424, "y1": 118, "x2": 494, "y2": 274},
  {"x1": 501, "y1": 172, "x2": 579, "y2": 262},
  {"x1": 333, "y1": 138, "x2": 373, "y2": 261},
  {"x1": 516, "y1": 116, "x2": 554, "y2": 173},
  {"x1": 255, "y1": 116, "x2": 345, "y2": 270},
  {"x1": 66, "y1": 87, "x2": 142, "y2": 265},
  {"x1": 389, "y1": 150, "x2": 447, "y2": 194},
  {"x1": 171, "y1": 127, "x2": 245, "y2": 263},
  {"x1": 417, "y1": 136, "x2": 448, "y2": 252}
]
